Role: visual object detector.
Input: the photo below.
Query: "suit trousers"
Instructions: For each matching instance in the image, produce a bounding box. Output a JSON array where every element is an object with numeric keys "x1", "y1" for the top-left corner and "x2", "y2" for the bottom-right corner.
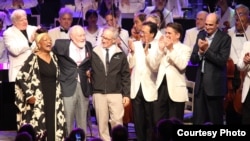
[
  {"x1": 153, "y1": 76, "x2": 185, "y2": 125},
  {"x1": 92, "y1": 93, "x2": 124, "y2": 141},
  {"x1": 132, "y1": 85, "x2": 154, "y2": 141},
  {"x1": 193, "y1": 74, "x2": 224, "y2": 125},
  {"x1": 242, "y1": 88, "x2": 250, "y2": 124},
  {"x1": 63, "y1": 82, "x2": 89, "y2": 136}
]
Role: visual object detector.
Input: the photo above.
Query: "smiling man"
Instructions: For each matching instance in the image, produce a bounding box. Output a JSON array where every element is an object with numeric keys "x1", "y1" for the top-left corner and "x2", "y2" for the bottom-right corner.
[
  {"x1": 190, "y1": 13, "x2": 231, "y2": 125},
  {"x1": 91, "y1": 26, "x2": 130, "y2": 141},
  {"x1": 53, "y1": 25, "x2": 93, "y2": 137}
]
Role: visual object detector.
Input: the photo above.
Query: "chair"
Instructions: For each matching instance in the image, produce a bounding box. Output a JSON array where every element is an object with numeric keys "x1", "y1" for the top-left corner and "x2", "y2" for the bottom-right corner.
[{"x1": 183, "y1": 80, "x2": 195, "y2": 125}]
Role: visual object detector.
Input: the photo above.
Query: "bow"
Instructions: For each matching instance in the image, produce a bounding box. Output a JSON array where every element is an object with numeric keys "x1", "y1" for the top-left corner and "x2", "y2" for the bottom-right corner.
[
  {"x1": 143, "y1": 43, "x2": 151, "y2": 49},
  {"x1": 236, "y1": 33, "x2": 244, "y2": 37},
  {"x1": 60, "y1": 28, "x2": 68, "y2": 33}
]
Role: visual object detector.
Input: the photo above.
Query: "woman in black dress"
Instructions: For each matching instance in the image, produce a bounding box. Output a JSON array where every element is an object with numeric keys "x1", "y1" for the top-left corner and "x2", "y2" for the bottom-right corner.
[{"x1": 15, "y1": 28, "x2": 67, "y2": 140}]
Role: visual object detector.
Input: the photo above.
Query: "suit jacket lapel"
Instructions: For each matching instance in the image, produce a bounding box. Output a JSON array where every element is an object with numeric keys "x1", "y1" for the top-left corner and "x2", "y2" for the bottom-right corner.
[
  {"x1": 209, "y1": 30, "x2": 221, "y2": 50},
  {"x1": 60, "y1": 40, "x2": 76, "y2": 64},
  {"x1": 80, "y1": 43, "x2": 91, "y2": 65},
  {"x1": 12, "y1": 26, "x2": 27, "y2": 42}
]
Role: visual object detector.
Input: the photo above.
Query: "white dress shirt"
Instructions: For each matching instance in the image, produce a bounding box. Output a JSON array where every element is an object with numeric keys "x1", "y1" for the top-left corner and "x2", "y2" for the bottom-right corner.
[
  {"x1": 228, "y1": 26, "x2": 250, "y2": 64},
  {"x1": 69, "y1": 41, "x2": 86, "y2": 82},
  {"x1": 69, "y1": 41, "x2": 86, "y2": 66}
]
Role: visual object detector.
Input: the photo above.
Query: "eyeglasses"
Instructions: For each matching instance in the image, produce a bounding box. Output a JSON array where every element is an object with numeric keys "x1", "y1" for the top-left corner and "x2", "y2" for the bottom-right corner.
[
  {"x1": 101, "y1": 36, "x2": 113, "y2": 41},
  {"x1": 234, "y1": 12, "x2": 247, "y2": 17}
]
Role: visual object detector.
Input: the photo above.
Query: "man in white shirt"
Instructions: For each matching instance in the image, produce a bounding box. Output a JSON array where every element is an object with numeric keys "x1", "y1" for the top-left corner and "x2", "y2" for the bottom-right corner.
[
  {"x1": 228, "y1": 4, "x2": 250, "y2": 65},
  {"x1": 49, "y1": 7, "x2": 73, "y2": 46},
  {"x1": 128, "y1": 21, "x2": 158, "y2": 141},
  {"x1": 183, "y1": 11, "x2": 208, "y2": 49}
]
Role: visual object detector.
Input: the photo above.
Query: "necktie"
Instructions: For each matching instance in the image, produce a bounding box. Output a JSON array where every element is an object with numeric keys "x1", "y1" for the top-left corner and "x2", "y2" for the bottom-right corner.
[
  {"x1": 60, "y1": 28, "x2": 68, "y2": 33},
  {"x1": 106, "y1": 49, "x2": 109, "y2": 74}
]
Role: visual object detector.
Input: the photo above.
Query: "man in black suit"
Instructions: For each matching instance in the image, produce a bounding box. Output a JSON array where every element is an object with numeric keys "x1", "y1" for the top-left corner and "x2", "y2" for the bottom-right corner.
[
  {"x1": 53, "y1": 25, "x2": 92, "y2": 134},
  {"x1": 190, "y1": 13, "x2": 231, "y2": 125}
]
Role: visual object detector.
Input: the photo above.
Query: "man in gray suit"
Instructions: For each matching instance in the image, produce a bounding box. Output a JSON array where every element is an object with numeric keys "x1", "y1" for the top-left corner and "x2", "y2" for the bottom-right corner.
[
  {"x1": 53, "y1": 25, "x2": 93, "y2": 134},
  {"x1": 190, "y1": 13, "x2": 231, "y2": 124}
]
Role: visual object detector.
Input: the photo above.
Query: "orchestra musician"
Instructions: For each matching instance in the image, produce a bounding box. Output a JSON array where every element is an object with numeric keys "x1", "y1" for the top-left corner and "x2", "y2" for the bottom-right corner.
[
  {"x1": 215, "y1": 0, "x2": 235, "y2": 31},
  {"x1": 225, "y1": 4, "x2": 250, "y2": 125}
]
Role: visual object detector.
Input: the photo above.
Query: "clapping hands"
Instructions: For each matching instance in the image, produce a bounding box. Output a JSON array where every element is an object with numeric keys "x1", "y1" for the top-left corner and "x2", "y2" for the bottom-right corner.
[
  {"x1": 159, "y1": 36, "x2": 173, "y2": 52},
  {"x1": 198, "y1": 39, "x2": 208, "y2": 55}
]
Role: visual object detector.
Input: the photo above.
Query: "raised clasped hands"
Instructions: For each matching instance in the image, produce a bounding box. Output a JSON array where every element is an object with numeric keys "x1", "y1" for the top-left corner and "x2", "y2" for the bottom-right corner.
[
  {"x1": 243, "y1": 52, "x2": 250, "y2": 64},
  {"x1": 159, "y1": 36, "x2": 173, "y2": 52},
  {"x1": 198, "y1": 39, "x2": 208, "y2": 55},
  {"x1": 27, "y1": 96, "x2": 36, "y2": 104}
]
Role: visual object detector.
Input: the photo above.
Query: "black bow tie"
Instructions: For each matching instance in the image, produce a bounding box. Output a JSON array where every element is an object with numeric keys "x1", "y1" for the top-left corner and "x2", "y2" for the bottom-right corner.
[
  {"x1": 60, "y1": 28, "x2": 68, "y2": 33},
  {"x1": 236, "y1": 33, "x2": 244, "y2": 37},
  {"x1": 142, "y1": 43, "x2": 151, "y2": 49}
]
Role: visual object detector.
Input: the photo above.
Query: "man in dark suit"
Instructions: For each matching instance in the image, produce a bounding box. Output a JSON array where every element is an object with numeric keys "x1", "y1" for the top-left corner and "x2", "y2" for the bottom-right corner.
[
  {"x1": 53, "y1": 25, "x2": 92, "y2": 135},
  {"x1": 190, "y1": 13, "x2": 231, "y2": 125}
]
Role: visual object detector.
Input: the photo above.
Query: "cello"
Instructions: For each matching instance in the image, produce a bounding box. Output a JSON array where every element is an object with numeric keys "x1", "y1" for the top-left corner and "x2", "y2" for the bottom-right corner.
[{"x1": 224, "y1": 58, "x2": 243, "y2": 115}]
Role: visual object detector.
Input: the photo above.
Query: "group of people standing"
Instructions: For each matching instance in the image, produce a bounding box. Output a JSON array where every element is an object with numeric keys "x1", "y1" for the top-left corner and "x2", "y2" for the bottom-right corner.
[{"x1": 1, "y1": 0, "x2": 250, "y2": 141}]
